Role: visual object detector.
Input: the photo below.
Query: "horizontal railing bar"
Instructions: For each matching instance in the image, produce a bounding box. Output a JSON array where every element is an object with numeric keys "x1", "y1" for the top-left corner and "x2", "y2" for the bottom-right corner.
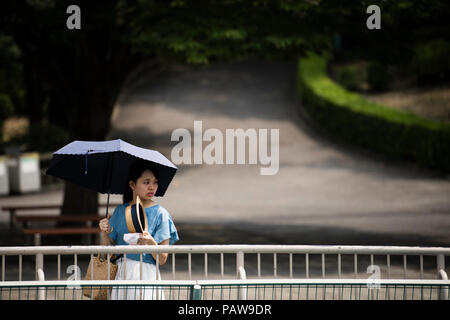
[
  {"x1": 0, "y1": 280, "x2": 197, "y2": 287},
  {"x1": 196, "y1": 279, "x2": 450, "y2": 286},
  {"x1": 1, "y1": 245, "x2": 449, "y2": 256},
  {"x1": 1, "y1": 203, "x2": 121, "y2": 211},
  {"x1": 1, "y1": 278, "x2": 449, "y2": 288}
]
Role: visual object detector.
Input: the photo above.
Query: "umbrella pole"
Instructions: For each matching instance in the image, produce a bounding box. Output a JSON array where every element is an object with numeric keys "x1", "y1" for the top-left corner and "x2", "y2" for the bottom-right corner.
[
  {"x1": 105, "y1": 153, "x2": 114, "y2": 219},
  {"x1": 106, "y1": 192, "x2": 110, "y2": 219}
]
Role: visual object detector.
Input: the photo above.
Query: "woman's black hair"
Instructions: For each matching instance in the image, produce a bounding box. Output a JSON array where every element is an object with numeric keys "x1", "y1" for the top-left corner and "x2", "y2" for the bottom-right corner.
[{"x1": 123, "y1": 160, "x2": 159, "y2": 204}]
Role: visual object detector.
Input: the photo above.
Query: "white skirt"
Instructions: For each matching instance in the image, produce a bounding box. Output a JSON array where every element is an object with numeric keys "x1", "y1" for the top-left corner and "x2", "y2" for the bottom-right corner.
[{"x1": 110, "y1": 258, "x2": 164, "y2": 300}]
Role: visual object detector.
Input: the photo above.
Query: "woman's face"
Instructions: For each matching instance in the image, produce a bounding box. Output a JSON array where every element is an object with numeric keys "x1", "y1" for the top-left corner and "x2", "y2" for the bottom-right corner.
[{"x1": 129, "y1": 170, "x2": 158, "y2": 201}]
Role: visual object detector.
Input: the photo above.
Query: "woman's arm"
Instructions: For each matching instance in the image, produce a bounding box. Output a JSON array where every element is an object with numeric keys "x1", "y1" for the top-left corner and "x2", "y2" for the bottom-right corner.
[
  {"x1": 99, "y1": 218, "x2": 115, "y2": 246},
  {"x1": 102, "y1": 233, "x2": 116, "y2": 246},
  {"x1": 155, "y1": 239, "x2": 170, "y2": 265},
  {"x1": 137, "y1": 236, "x2": 170, "y2": 265}
]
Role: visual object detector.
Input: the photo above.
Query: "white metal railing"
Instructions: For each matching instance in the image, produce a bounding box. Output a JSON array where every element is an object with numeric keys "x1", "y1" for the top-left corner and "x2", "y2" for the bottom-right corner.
[
  {"x1": 0, "y1": 245, "x2": 448, "y2": 283},
  {"x1": 438, "y1": 268, "x2": 449, "y2": 300},
  {"x1": 1, "y1": 279, "x2": 449, "y2": 300}
]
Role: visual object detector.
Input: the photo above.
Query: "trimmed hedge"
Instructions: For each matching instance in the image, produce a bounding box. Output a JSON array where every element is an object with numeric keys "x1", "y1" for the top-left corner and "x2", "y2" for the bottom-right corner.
[{"x1": 297, "y1": 52, "x2": 450, "y2": 173}]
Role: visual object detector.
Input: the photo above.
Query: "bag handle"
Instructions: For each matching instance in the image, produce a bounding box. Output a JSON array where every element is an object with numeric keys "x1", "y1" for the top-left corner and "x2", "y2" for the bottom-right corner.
[
  {"x1": 125, "y1": 195, "x2": 148, "y2": 234},
  {"x1": 136, "y1": 196, "x2": 148, "y2": 233}
]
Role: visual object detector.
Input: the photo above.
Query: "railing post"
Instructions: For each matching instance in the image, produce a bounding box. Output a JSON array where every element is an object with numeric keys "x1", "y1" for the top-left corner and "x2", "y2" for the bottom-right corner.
[
  {"x1": 238, "y1": 266, "x2": 247, "y2": 300},
  {"x1": 36, "y1": 268, "x2": 45, "y2": 300},
  {"x1": 34, "y1": 233, "x2": 43, "y2": 282},
  {"x1": 236, "y1": 251, "x2": 244, "y2": 278},
  {"x1": 236, "y1": 251, "x2": 247, "y2": 300},
  {"x1": 437, "y1": 254, "x2": 445, "y2": 274},
  {"x1": 437, "y1": 255, "x2": 448, "y2": 300},
  {"x1": 438, "y1": 269, "x2": 449, "y2": 300},
  {"x1": 190, "y1": 284, "x2": 202, "y2": 300},
  {"x1": 35, "y1": 253, "x2": 43, "y2": 279}
]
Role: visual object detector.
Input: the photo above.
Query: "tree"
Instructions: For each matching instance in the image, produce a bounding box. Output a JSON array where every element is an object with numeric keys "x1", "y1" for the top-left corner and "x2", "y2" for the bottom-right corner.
[
  {"x1": 1, "y1": 0, "x2": 334, "y2": 217},
  {"x1": 1, "y1": 0, "x2": 145, "y2": 215},
  {"x1": 0, "y1": 34, "x2": 23, "y2": 141},
  {"x1": 2, "y1": 0, "x2": 449, "y2": 216},
  {"x1": 309, "y1": 0, "x2": 450, "y2": 67}
]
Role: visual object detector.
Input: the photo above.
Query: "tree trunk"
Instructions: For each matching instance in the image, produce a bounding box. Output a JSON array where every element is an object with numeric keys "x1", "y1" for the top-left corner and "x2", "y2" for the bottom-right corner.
[
  {"x1": 23, "y1": 61, "x2": 46, "y2": 126},
  {"x1": 61, "y1": 182, "x2": 98, "y2": 215},
  {"x1": 58, "y1": 182, "x2": 99, "y2": 242},
  {"x1": 7, "y1": 0, "x2": 139, "y2": 220},
  {"x1": 60, "y1": 96, "x2": 118, "y2": 217}
]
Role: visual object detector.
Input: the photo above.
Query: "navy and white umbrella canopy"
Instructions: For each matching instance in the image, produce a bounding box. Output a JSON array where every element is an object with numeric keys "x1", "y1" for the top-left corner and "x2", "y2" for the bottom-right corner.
[{"x1": 46, "y1": 139, "x2": 178, "y2": 198}]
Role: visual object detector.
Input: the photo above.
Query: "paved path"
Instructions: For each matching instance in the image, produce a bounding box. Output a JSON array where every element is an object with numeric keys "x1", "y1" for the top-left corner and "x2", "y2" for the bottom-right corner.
[
  {"x1": 108, "y1": 60, "x2": 450, "y2": 247},
  {"x1": 1, "y1": 60, "x2": 449, "y2": 247}
]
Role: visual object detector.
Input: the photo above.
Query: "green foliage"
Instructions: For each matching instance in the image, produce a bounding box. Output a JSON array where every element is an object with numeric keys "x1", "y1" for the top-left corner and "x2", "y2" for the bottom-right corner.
[
  {"x1": 28, "y1": 123, "x2": 70, "y2": 152},
  {"x1": 334, "y1": 64, "x2": 364, "y2": 92},
  {"x1": 5, "y1": 122, "x2": 70, "y2": 152},
  {"x1": 317, "y1": 0, "x2": 450, "y2": 73},
  {"x1": 367, "y1": 61, "x2": 390, "y2": 92},
  {"x1": 412, "y1": 38, "x2": 450, "y2": 85},
  {"x1": 0, "y1": 93, "x2": 13, "y2": 146},
  {"x1": 132, "y1": 0, "x2": 330, "y2": 65},
  {"x1": 0, "y1": 33, "x2": 24, "y2": 142},
  {"x1": 2, "y1": 0, "x2": 448, "y2": 147},
  {"x1": 297, "y1": 53, "x2": 450, "y2": 173},
  {"x1": 0, "y1": 34, "x2": 24, "y2": 116},
  {"x1": 0, "y1": 94, "x2": 14, "y2": 119}
]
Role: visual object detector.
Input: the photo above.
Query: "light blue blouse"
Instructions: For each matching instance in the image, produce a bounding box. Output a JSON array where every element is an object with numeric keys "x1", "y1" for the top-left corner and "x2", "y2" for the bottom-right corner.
[{"x1": 108, "y1": 203, "x2": 179, "y2": 265}]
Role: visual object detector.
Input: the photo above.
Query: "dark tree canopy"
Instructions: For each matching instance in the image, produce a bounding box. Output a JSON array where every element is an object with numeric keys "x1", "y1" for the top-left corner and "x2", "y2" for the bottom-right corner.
[
  {"x1": 0, "y1": 0, "x2": 330, "y2": 215},
  {"x1": 0, "y1": 0, "x2": 448, "y2": 216}
]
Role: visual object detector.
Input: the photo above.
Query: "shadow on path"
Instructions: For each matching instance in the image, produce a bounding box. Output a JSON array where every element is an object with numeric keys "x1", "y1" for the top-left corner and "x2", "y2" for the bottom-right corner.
[{"x1": 177, "y1": 221, "x2": 450, "y2": 248}]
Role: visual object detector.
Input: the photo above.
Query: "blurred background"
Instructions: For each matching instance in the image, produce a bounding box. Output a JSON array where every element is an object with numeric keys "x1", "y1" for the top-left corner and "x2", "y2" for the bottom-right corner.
[{"x1": 0, "y1": 0, "x2": 449, "y2": 248}]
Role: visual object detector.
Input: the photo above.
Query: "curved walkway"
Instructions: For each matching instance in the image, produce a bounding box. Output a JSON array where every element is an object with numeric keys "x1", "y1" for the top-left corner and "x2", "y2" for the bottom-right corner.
[
  {"x1": 108, "y1": 60, "x2": 450, "y2": 247},
  {"x1": 1, "y1": 60, "x2": 448, "y2": 248}
]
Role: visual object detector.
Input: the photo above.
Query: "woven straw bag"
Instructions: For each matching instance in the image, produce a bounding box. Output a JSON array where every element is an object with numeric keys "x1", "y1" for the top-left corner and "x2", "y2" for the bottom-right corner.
[
  {"x1": 83, "y1": 255, "x2": 118, "y2": 300},
  {"x1": 84, "y1": 196, "x2": 146, "y2": 300}
]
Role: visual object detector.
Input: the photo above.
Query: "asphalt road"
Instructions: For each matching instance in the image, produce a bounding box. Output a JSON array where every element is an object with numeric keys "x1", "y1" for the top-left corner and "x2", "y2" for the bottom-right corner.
[
  {"x1": 107, "y1": 59, "x2": 450, "y2": 247},
  {"x1": 1, "y1": 59, "x2": 449, "y2": 248}
]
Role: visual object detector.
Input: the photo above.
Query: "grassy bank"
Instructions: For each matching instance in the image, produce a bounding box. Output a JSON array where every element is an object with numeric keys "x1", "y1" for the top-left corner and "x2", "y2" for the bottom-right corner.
[{"x1": 297, "y1": 53, "x2": 450, "y2": 173}]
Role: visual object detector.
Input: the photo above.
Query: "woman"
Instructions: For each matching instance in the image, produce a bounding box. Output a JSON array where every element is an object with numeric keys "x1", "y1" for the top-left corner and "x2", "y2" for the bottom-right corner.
[{"x1": 98, "y1": 160, "x2": 179, "y2": 300}]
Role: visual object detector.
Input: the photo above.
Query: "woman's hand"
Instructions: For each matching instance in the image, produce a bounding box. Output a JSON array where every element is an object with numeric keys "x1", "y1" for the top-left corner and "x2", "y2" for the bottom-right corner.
[
  {"x1": 137, "y1": 232, "x2": 157, "y2": 246},
  {"x1": 99, "y1": 218, "x2": 111, "y2": 233},
  {"x1": 138, "y1": 234, "x2": 169, "y2": 265},
  {"x1": 99, "y1": 218, "x2": 115, "y2": 246}
]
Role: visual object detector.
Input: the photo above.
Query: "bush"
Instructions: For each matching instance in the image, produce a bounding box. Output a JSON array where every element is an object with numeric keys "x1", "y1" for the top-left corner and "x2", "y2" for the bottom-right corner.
[
  {"x1": 5, "y1": 122, "x2": 70, "y2": 153},
  {"x1": 334, "y1": 64, "x2": 364, "y2": 91},
  {"x1": 367, "y1": 61, "x2": 390, "y2": 92},
  {"x1": 0, "y1": 93, "x2": 14, "y2": 145},
  {"x1": 297, "y1": 52, "x2": 450, "y2": 173},
  {"x1": 0, "y1": 93, "x2": 14, "y2": 118},
  {"x1": 27, "y1": 123, "x2": 70, "y2": 152},
  {"x1": 412, "y1": 39, "x2": 450, "y2": 85}
]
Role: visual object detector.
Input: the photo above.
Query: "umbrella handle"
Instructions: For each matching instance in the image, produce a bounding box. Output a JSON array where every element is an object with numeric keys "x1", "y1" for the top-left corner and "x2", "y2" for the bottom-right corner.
[
  {"x1": 105, "y1": 193, "x2": 111, "y2": 219},
  {"x1": 136, "y1": 195, "x2": 145, "y2": 233},
  {"x1": 84, "y1": 151, "x2": 89, "y2": 175}
]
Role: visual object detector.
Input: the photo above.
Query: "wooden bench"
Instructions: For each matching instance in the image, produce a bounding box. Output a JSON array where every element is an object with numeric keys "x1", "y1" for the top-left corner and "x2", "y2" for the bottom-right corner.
[
  {"x1": 0, "y1": 203, "x2": 119, "y2": 245},
  {"x1": 16, "y1": 214, "x2": 103, "y2": 245},
  {"x1": 23, "y1": 227, "x2": 102, "y2": 246},
  {"x1": 1, "y1": 203, "x2": 119, "y2": 228},
  {"x1": 15, "y1": 214, "x2": 101, "y2": 228}
]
